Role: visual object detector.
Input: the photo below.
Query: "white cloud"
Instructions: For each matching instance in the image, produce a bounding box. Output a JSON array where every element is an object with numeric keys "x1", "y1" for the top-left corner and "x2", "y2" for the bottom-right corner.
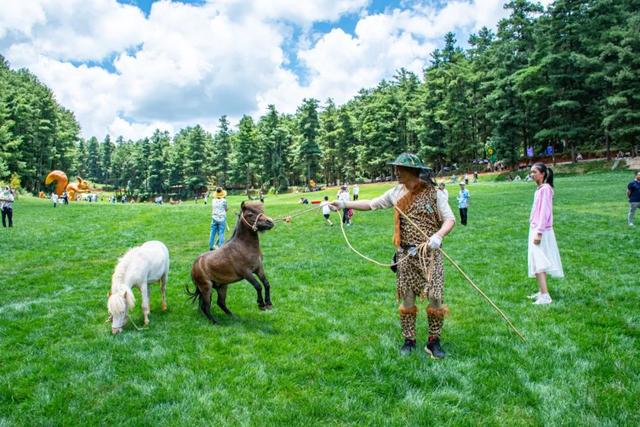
[
  {"x1": 0, "y1": 0, "x2": 146, "y2": 61},
  {"x1": 1, "y1": 0, "x2": 525, "y2": 140}
]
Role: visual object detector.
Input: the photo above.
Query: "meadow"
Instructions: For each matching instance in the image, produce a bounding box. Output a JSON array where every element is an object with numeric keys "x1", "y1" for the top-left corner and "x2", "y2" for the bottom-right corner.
[{"x1": 1, "y1": 171, "x2": 638, "y2": 426}]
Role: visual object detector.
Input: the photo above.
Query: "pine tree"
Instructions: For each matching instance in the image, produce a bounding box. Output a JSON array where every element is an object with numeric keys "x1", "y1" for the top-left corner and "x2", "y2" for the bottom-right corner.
[
  {"x1": 183, "y1": 125, "x2": 208, "y2": 195},
  {"x1": 486, "y1": 0, "x2": 543, "y2": 166},
  {"x1": 212, "y1": 115, "x2": 233, "y2": 186},
  {"x1": 100, "y1": 134, "x2": 114, "y2": 184},
  {"x1": 148, "y1": 129, "x2": 170, "y2": 194},
  {"x1": 297, "y1": 98, "x2": 322, "y2": 184},
  {"x1": 319, "y1": 99, "x2": 340, "y2": 185},
  {"x1": 86, "y1": 136, "x2": 101, "y2": 181},
  {"x1": 232, "y1": 115, "x2": 260, "y2": 189}
]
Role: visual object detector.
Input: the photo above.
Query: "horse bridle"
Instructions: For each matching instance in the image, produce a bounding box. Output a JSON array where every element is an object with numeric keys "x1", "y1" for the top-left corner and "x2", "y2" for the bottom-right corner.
[{"x1": 240, "y1": 211, "x2": 272, "y2": 231}]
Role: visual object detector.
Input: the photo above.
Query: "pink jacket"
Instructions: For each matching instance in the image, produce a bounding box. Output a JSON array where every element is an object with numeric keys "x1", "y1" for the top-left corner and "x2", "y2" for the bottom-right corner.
[{"x1": 529, "y1": 183, "x2": 554, "y2": 234}]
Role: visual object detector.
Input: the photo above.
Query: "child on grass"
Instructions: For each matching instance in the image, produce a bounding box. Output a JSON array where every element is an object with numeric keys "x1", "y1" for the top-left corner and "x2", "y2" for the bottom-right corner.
[
  {"x1": 528, "y1": 163, "x2": 564, "y2": 305},
  {"x1": 321, "y1": 196, "x2": 333, "y2": 226}
]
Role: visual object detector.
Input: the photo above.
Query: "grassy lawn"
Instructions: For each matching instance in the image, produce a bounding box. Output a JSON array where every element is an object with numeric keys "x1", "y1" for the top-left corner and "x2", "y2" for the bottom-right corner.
[{"x1": 1, "y1": 172, "x2": 638, "y2": 426}]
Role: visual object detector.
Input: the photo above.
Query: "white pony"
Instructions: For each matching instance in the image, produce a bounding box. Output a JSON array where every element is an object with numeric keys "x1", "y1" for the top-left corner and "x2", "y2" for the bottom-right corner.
[{"x1": 107, "y1": 240, "x2": 170, "y2": 334}]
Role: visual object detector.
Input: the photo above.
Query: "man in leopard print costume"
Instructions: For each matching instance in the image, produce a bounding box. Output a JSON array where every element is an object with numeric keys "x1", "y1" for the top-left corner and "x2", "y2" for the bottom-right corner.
[{"x1": 333, "y1": 153, "x2": 455, "y2": 358}]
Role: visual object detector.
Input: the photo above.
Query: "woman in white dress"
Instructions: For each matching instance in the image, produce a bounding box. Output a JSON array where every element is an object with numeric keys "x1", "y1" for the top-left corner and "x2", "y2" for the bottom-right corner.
[{"x1": 528, "y1": 163, "x2": 564, "y2": 305}]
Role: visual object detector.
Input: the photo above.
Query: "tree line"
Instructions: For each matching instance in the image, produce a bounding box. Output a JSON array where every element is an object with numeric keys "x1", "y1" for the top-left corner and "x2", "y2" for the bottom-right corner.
[{"x1": 1, "y1": 0, "x2": 638, "y2": 198}]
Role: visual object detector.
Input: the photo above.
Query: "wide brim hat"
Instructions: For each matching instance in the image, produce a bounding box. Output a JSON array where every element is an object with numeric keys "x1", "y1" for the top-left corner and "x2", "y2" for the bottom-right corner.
[
  {"x1": 388, "y1": 152, "x2": 432, "y2": 172},
  {"x1": 214, "y1": 189, "x2": 227, "y2": 198}
]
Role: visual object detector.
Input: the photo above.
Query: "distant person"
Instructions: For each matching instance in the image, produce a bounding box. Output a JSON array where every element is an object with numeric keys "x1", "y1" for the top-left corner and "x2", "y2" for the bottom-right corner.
[
  {"x1": 627, "y1": 171, "x2": 640, "y2": 227},
  {"x1": 299, "y1": 197, "x2": 309, "y2": 204},
  {"x1": 437, "y1": 182, "x2": 448, "y2": 199},
  {"x1": 457, "y1": 183, "x2": 470, "y2": 226},
  {"x1": 337, "y1": 185, "x2": 351, "y2": 226},
  {"x1": 321, "y1": 196, "x2": 333, "y2": 226},
  {"x1": 62, "y1": 191, "x2": 68, "y2": 205},
  {"x1": 353, "y1": 184, "x2": 360, "y2": 200},
  {"x1": 576, "y1": 152, "x2": 583, "y2": 161},
  {"x1": 464, "y1": 173, "x2": 469, "y2": 185},
  {"x1": 528, "y1": 163, "x2": 563, "y2": 305},
  {"x1": 473, "y1": 171, "x2": 478, "y2": 183},
  {"x1": 209, "y1": 187, "x2": 228, "y2": 250},
  {"x1": 1, "y1": 187, "x2": 14, "y2": 227},
  {"x1": 52, "y1": 192, "x2": 59, "y2": 208}
]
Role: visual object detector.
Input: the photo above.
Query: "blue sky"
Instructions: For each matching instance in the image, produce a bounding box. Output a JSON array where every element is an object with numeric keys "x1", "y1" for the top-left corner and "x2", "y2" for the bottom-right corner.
[{"x1": 0, "y1": 0, "x2": 550, "y2": 139}]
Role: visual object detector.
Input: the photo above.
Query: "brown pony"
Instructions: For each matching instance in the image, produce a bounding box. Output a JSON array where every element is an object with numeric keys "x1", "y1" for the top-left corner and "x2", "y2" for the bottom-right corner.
[{"x1": 186, "y1": 201, "x2": 274, "y2": 323}]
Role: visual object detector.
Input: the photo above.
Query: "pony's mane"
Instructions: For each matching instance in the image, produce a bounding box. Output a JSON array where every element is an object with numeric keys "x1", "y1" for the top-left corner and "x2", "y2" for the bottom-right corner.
[
  {"x1": 230, "y1": 212, "x2": 241, "y2": 240},
  {"x1": 107, "y1": 290, "x2": 135, "y2": 316},
  {"x1": 111, "y1": 246, "x2": 140, "y2": 292}
]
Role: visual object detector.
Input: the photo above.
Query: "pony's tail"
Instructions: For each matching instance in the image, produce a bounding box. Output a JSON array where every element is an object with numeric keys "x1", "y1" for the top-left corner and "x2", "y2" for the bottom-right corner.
[{"x1": 185, "y1": 280, "x2": 201, "y2": 304}]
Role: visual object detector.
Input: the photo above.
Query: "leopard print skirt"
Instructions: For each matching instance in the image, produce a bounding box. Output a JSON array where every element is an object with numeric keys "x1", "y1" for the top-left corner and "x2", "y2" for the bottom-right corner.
[{"x1": 396, "y1": 247, "x2": 444, "y2": 304}]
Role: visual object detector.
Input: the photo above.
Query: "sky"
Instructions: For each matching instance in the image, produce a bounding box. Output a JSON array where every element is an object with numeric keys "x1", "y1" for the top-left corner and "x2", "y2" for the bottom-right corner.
[{"x1": 0, "y1": 0, "x2": 552, "y2": 141}]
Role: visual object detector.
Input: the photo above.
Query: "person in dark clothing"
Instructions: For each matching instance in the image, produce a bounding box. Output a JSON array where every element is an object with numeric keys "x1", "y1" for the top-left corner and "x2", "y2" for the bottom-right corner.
[
  {"x1": 627, "y1": 171, "x2": 640, "y2": 226},
  {"x1": 1, "y1": 187, "x2": 14, "y2": 228}
]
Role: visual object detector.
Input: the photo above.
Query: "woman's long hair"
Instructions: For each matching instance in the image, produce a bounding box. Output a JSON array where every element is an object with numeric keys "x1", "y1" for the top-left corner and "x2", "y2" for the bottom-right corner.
[{"x1": 532, "y1": 162, "x2": 554, "y2": 188}]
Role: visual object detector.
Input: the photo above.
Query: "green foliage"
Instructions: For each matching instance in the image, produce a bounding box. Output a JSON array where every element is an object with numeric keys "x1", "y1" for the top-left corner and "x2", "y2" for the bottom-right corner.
[
  {"x1": 212, "y1": 116, "x2": 232, "y2": 186},
  {"x1": 2, "y1": 1, "x2": 640, "y2": 195},
  {"x1": 297, "y1": 98, "x2": 322, "y2": 183}
]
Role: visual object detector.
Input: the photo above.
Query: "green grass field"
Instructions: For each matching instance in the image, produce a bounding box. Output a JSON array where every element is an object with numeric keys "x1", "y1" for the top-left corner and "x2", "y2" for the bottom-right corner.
[{"x1": 1, "y1": 172, "x2": 638, "y2": 426}]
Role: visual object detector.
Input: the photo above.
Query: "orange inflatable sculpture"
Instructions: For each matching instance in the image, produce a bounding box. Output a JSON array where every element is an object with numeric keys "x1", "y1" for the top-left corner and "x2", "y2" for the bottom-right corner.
[{"x1": 45, "y1": 170, "x2": 90, "y2": 201}]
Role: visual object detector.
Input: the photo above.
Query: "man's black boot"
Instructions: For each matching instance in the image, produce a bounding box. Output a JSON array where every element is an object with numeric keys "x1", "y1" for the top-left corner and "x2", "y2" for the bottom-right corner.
[
  {"x1": 425, "y1": 336, "x2": 445, "y2": 359},
  {"x1": 400, "y1": 338, "x2": 416, "y2": 355}
]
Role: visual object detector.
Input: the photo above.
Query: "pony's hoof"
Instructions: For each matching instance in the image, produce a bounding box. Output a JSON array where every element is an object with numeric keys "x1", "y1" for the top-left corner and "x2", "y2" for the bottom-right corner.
[
  {"x1": 144, "y1": 320, "x2": 150, "y2": 326},
  {"x1": 265, "y1": 304, "x2": 273, "y2": 310},
  {"x1": 258, "y1": 305, "x2": 267, "y2": 311},
  {"x1": 161, "y1": 303, "x2": 167, "y2": 311}
]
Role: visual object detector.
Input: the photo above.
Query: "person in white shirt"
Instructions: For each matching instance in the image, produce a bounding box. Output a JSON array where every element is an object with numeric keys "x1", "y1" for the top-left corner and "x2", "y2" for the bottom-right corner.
[
  {"x1": 1, "y1": 187, "x2": 14, "y2": 227},
  {"x1": 51, "y1": 192, "x2": 59, "y2": 208},
  {"x1": 332, "y1": 153, "x2": 455, "y2": 358},
  {"x1": 209, "y1": 187, "x2": 228, "y2": 250},
  {"x1": 353, "y1": 184, "x2": 360, "y2": 200},
  {"x1": 320, "y1": 195, "x2": 333, "y2": 226},
  {"x1": 337, "y1": 185, "x2": 351, "y2": 226}
]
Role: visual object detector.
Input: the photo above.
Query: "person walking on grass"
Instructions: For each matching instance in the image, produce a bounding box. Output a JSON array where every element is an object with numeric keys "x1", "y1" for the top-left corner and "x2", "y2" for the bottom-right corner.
[
  {"x1": 1, "y1": 186, "x2": 14, "y2": 228},
  {"x1": 51, "y1": 192, "x2": 59, "y2": 208},
  {"x1": 337, "y1": 185, "x2": 351, "y2": 226},
  {"x1": 457, "y1": 182, "x2": 470, "y2": 226},
  {"x1": 321, "y1": 196, "x2": 333, "y2": 226},
  {"x1": 209, "y1": 187, "x2": 228, "y2": 251},
  {"x1": 332, "y1": 153, "x2": 455, "y2": 358},
  {"x1": 627, "y1": 171, "x2": 640, "y2": 226},
  {"x1": 353, "y1": 184, "x2": 360, "y2": 201},
  {"x1": 528, "y1": 163, "x2": 564, "y2": 305}
]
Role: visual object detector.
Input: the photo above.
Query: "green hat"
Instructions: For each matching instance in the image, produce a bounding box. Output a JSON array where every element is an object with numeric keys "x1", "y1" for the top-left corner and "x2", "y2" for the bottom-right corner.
[{"x1": 388, "y1": 153, "x2": 431, "y2": 171}]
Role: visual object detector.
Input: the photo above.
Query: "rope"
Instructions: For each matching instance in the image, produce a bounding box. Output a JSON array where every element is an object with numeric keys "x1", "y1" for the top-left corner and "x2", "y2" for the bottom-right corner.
[
  {"x1": 335, "y1": 208, "x2": 410, "y2": 268},
  {"x1": 261, "y1": 195, "x2": 526, "y2": 343},
  {"x1": 104, "y1": 314, "x2": 147, "y2": 331},
  {"x1": 273, "y1": 204, "x2": 324, "y2": 223},
  {"x1": 126, "y1": 314, "x2": 146, "y2": 331},
  {"x1": 393, "y1": 204, "x2": 527, "y2": 343}
]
